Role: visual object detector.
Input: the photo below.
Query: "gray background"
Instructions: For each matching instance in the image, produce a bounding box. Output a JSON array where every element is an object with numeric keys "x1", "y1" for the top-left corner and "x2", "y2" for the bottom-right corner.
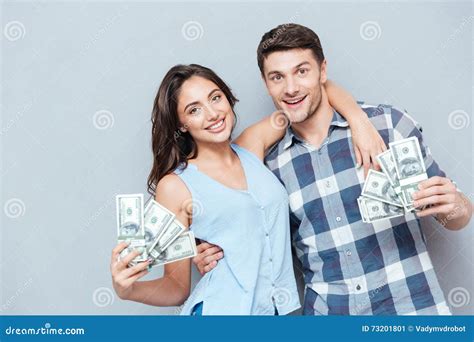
[{"x1": 1, "y1": 0, "x2": 472, "y2": 315}]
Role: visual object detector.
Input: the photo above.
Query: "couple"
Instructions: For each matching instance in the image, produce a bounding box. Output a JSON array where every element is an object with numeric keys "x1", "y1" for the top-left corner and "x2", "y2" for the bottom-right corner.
[{"x1": 111, "y1": 24, "x2": 472, "y2": 315}]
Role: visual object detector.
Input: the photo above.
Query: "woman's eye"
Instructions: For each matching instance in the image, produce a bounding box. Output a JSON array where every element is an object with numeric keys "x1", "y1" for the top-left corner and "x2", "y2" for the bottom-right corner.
[
  {"x1": 211, "y1": 95, "x2": 221, "y2": 102},
  {"x1": 190, "y1": 107, "x2": 201, "y2": 115}
]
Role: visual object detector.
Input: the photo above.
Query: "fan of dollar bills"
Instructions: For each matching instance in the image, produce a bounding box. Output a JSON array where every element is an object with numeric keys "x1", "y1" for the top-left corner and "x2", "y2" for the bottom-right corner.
[
  {"x1": 358, "y1": 137, "x2": 428, "y2": 223},
  {"x1": 116, "y1": 194, "x2": 197, "y2": 267}
]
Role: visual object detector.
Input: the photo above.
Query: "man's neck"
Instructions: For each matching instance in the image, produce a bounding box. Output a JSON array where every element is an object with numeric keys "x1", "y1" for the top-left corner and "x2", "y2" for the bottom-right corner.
[{"x1": 291, "y1": 88, "x2": 334, "y2": 149}]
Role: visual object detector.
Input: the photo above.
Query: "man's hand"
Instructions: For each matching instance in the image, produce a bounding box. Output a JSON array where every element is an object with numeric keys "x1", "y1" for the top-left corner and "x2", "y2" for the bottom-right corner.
[
  {"x1": 192, "y1": 242, "x2": 224, "y2": 276},
  {"x1": 412, "y1": 176, "x2": 473, "y2": 229}
]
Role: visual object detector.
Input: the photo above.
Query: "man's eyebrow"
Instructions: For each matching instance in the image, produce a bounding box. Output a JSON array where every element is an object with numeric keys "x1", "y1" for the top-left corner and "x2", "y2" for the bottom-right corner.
[
  {"x1": 266, "y1": 70, "x2": 281, "y2": 77},
  {"x1": 266, "y1": 61, "x2": 311, "y2": 77},
  {"x1": 184, "y1": 88, "x2": 220, "y2": 112},
  {"x1": 293, "y1": 61, "x2": 311, "y2": 70}
]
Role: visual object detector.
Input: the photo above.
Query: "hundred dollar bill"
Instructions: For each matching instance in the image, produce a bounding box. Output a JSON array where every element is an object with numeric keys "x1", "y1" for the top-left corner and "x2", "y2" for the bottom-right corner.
[
  {"x1": 357, "y1": 197, "x2": 368, "y2": 223},
  {"x1": 148, "y1": 218, "x2": 186, "y2": 259},
  {"x1": 389, "y1": 137, "x2": 427, "y2": 209},
  {"x1": 143, "y1": 198, "x2": 175, "y2": 251},
  {"x1": 362, "y1": 169, "x2": 403, "y2": 207},
  {"x1": 358, "y1": 196, "x2": 405, "y2": 223},
  {"x1": 116, "y1": 193, "x2": 147, "y2": 262},
  {"x1": 376, "y1": 150, "x2": 402, "y2": 195},
  {"x1": 151, "y1": 231, "x2": 198, "y2": 267}
]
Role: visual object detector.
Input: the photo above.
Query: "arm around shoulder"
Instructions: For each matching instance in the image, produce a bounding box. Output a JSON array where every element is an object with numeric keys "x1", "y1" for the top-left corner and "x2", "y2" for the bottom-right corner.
[{"x1": 234, "y1": 111, "x2": 288, "y2": 161}]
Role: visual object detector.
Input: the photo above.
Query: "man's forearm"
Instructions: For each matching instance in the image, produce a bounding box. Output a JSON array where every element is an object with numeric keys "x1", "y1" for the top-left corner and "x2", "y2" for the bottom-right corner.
[{"x1": 436, "y1": 193, "x2": 473, "y2": 230}]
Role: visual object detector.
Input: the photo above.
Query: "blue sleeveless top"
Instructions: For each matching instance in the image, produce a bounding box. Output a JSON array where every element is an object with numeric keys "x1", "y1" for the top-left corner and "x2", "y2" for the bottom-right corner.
[{"x1": 175, "y1": 144, "x2": 300, "y2": 315}]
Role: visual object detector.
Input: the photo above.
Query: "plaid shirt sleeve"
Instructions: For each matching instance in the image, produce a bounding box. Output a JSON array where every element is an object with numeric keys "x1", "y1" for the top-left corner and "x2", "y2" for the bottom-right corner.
[{"x1": 389, "y1": 107, "x2": 446, "y2": 179}]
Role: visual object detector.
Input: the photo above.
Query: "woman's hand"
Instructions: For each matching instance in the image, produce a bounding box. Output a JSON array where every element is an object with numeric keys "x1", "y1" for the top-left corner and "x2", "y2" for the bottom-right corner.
[
  {"x1": 350, "y1": 115, "x2": 387, "y2": 177},
  {"x1": 110, "y1": 242, "x2": 151, "y2": 300}
]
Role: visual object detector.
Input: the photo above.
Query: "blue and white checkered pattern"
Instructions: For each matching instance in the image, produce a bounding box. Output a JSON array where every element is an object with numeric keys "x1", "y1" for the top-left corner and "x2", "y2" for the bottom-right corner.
[{"x1": 265, "y1": 103, "x2": 452, "y2": 315}]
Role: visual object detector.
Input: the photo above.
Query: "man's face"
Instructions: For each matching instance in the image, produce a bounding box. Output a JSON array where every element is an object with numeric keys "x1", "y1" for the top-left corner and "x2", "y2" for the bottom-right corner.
[{"x1": 262, "y1": 49, "x2": 327, "y2": 124}]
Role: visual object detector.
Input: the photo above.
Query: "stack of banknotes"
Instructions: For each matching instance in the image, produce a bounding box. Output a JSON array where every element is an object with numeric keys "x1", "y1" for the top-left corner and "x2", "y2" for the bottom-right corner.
[
  {"x1": 358, "y1": 137, "x2": 428, "y2": 223},
  {"x1": 116, "y1": 194, "x2": 197, "y2": 267}
]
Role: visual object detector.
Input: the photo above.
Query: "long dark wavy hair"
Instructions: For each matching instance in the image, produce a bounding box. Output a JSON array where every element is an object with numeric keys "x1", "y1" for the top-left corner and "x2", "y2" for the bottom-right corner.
[{"x1": 147, "y1": 64, "x2": 239, "y2": 196}]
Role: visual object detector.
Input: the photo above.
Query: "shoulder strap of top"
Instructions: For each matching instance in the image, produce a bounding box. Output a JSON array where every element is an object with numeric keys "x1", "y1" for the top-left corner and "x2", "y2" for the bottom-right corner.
[{"x1": 231, "y1": 143, "x2": 262, "y2": 165}]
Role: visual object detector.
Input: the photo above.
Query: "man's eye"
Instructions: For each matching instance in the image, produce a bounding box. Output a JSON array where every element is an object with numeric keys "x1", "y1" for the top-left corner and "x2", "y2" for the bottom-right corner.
[
  {"x1": 298, "y1": 69, "x2": 307, "y2": 75},
  {"x1": 272, "y1": 75, "x2": 282, "y2": 81},
  {"x1": 211, "y1": 95, "x2": 221, "y2": 102}
]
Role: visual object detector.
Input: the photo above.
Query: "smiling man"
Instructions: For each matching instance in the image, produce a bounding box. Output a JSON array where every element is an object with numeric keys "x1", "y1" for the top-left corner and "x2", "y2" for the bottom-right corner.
[{"x1": 194, "y1": 23, "x2": 472, "y2": 315}]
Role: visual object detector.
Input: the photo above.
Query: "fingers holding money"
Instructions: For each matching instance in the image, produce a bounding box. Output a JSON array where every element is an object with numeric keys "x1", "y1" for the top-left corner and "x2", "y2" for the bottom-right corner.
[
  {"x1": 412, "y1": 177, "x2": 456, "y2": 207},
  {"x1": 112, "y1": 249, "x2": 142, "y2": 272},
  {"x1": 112, "y1": 257, "x2": 150, "y2": 299},
  {"x1": 122, "y1": 258, "x2": 152, "y2": 279},
  {"x1": 110, "y1": 241, "x2": 130, "y2": 269}
]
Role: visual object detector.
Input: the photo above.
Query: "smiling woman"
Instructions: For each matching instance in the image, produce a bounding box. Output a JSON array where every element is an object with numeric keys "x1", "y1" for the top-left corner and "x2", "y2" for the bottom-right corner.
[{"x1": 147, "y1": 64, "x2": 239, "y2": 192}]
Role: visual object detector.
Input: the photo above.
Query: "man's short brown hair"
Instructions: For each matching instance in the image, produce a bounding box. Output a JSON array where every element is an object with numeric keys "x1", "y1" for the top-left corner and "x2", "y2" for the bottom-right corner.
[{"x1": 257, "y1": 23, "x2": 325, "y2": 74}]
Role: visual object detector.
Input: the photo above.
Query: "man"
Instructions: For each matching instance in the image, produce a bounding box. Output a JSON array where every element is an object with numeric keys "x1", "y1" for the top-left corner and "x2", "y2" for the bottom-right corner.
[{"x1": 193, "y1": 23, "x2": 472, "y2": 315}]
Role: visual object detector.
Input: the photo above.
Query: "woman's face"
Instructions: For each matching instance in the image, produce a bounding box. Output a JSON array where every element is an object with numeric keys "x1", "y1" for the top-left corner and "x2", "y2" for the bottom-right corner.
[{"x1": 176, "y1": 76, "x2": 234, "y2": 145}]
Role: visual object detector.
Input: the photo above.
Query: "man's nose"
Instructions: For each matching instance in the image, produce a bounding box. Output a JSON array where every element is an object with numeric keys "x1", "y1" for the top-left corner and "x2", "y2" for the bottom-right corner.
[{"x1": 284, "y1": 77, "x2": 300, "y2": 97}]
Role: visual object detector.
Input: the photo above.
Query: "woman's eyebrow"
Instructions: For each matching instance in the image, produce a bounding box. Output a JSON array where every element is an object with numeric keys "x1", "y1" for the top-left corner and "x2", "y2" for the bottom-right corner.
[{"x1": 184, "y1": 88, "x2": 220, "y2": 112}]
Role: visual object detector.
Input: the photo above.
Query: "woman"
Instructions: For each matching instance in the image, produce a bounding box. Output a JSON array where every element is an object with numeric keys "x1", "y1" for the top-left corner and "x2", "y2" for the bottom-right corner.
[{"x1": 110, "y1": 64, "x2": 385, "y2": 315}]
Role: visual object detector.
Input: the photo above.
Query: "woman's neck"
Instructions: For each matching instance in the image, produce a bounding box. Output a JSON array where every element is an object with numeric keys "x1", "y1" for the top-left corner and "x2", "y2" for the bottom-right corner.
[{"x1": 191, "y1": 140, "x2": 236, "y2": 168}]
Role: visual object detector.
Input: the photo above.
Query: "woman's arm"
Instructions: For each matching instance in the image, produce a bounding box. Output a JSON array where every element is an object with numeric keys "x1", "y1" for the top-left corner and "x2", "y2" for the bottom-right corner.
[
  {"x1": 125, "y1": 259, "x2": 191, "y2": 306},
  {"x1": 233, "y1": 110, "x2": 288, "y2": 161},
  {"x1": 325, "y1": 80, "x2": 387, "y2": 176},
  {"x1": 111, "y1": 174, "x2": 192, "y2": 306}
]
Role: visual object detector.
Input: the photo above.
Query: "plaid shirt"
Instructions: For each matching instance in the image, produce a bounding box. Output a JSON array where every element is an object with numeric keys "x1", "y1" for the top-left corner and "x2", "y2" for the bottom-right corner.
[{"x1": 265, "y1": 103, "x2": 452, "y2": 315}]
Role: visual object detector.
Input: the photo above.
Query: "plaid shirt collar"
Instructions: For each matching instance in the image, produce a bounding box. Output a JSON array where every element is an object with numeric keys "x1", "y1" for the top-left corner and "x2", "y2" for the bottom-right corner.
[{"x1": 279, "y1": 110, "x2": 350, "y2": 152}]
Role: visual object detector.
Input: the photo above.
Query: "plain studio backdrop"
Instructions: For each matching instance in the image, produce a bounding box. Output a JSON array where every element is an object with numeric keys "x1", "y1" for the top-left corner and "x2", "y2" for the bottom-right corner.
[{"x1": 1, "y1": 0, "x2": 472, "y2": 315}]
